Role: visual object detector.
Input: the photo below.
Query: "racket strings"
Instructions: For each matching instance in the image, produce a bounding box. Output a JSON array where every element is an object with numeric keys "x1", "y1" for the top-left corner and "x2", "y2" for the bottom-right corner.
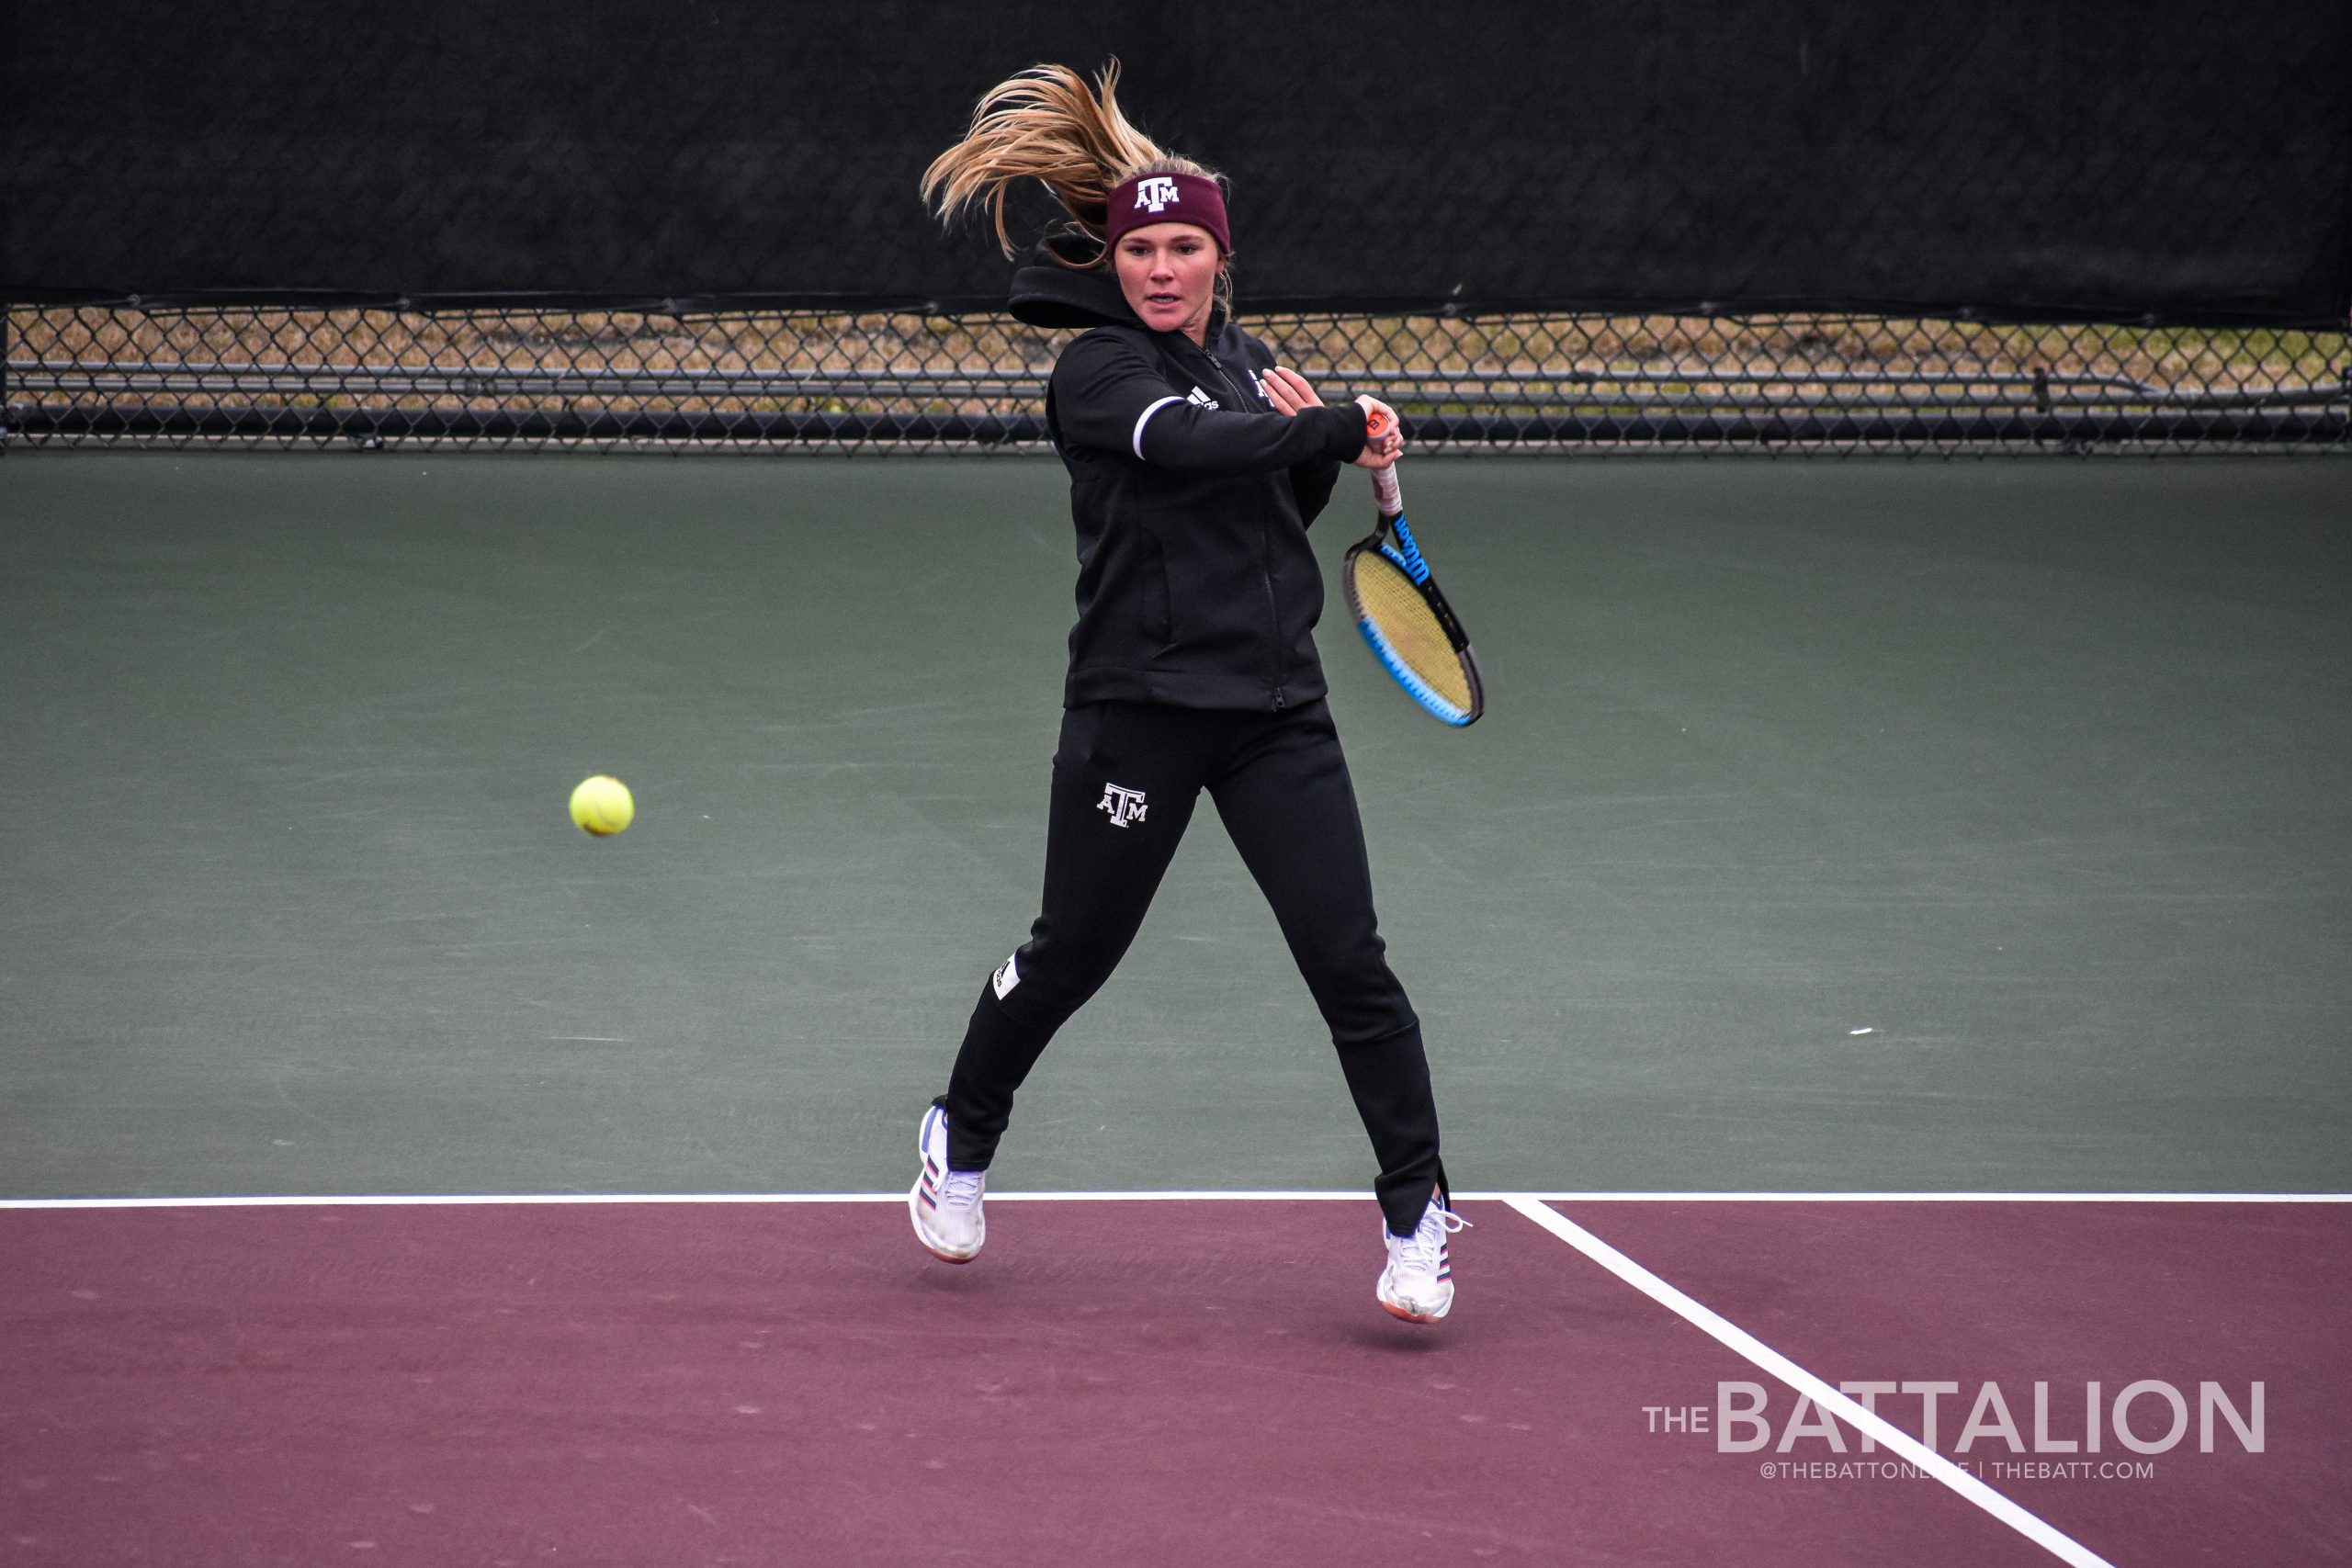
[{"x1": 1348, "y1": 551, "x2": 1476, "y2": 715}]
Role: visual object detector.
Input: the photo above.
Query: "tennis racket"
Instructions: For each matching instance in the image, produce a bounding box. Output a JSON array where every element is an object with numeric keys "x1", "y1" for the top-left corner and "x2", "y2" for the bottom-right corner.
[{"x1": 1341, "y1": 410, "x2": 1484, "y2": 727}]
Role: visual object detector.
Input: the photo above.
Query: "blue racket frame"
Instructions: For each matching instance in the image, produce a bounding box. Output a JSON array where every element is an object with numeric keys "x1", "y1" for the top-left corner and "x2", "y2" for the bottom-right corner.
[{"x1": 1343, "y1": 510, "x2": 1485, "y2": 728}]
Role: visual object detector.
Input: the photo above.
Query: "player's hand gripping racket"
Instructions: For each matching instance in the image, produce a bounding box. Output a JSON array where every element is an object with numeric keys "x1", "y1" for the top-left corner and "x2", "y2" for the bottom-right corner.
[{"x1": 1342, "y1": 408, "x2": 1485, "y2": 726}]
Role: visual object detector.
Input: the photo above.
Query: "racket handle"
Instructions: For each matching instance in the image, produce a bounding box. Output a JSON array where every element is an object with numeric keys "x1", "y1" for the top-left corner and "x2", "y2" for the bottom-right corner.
[{"x1": 1364, "y1": 405, "x2": 1404, "y2": 517}]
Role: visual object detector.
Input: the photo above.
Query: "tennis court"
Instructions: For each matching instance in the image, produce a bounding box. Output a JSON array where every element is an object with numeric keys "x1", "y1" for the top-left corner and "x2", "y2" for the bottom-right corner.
[
  {"x1": 5, "y1": 453, "x2": 2346, "y2": 1563},
  {"x1": 8, "y1": 4, "x2": 2352, "y2": 1558}
]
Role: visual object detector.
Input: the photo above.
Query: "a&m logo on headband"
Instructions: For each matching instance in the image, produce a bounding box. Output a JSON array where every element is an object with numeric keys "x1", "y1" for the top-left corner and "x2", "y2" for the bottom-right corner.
[
  {"x1": 1105, "y1": 170, "x2": 1228, "y2": 252},
  {"x1": 1133, "y1": 175, "x2": 1181, "y2": 213}
]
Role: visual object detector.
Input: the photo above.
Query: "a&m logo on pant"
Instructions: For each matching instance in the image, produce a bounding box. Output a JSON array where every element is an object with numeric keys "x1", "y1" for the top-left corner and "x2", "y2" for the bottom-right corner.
[
  {"x1": 1097, "y1": 783, "x2": 1148, "y2": 828},
  {"x1": 1133, "y1": 175, "x2": 1181, "y2": 213}
]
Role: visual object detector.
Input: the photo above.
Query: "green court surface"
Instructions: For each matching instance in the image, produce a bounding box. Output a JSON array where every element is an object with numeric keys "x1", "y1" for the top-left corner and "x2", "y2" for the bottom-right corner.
[{"x1": 2, "y1": 453, "x2": 2346, "y2": 1201}]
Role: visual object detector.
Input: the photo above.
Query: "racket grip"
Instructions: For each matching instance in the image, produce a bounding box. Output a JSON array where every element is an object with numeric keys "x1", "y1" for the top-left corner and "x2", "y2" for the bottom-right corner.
[{"x1": 1363, "y1": 405, "x2": 1404, "y2": 516}]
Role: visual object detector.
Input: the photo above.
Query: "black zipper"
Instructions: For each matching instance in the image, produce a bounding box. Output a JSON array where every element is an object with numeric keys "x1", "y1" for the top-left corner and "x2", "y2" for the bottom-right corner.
[{"x1": 1202, "y1": 343, "x2": 1287, "y2": 709}]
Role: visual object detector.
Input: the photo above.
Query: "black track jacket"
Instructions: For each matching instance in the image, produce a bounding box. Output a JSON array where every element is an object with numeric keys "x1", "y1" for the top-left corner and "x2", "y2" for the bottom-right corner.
[{"x1": 1011, "y1": 238, "x2": 1374, "y2": 711}]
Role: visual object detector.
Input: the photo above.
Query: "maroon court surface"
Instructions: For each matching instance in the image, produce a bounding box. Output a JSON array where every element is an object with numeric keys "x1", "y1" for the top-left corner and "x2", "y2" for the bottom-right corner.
[
  {"x1": 1555, "y1": 1199, "x2": 2352, "y2": 1567},
  {"x1": 3, "y1": 1198, "x2": 2342, "y2": 1565}
]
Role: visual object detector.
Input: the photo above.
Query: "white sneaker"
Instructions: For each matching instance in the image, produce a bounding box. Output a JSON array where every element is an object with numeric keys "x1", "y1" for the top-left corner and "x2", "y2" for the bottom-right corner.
[
  {"x1": 1377, "y1": 1194, "x2": 1469, "y2": 1323},
  {"x1": 910, "y1": 1102, "x2": 986, "y2": 1263}
]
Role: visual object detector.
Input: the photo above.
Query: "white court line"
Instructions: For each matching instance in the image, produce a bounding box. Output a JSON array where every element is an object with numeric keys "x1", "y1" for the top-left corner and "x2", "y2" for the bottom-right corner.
[
  {"x1": 0, "y1": 1193, "x2": 911, "y2": 1210},
  {"x1": 0, "y1": 1190, "x2": 1361, "y2": 1210},
  {"x1": 2, "y1": 1189, "x2": 2345, "y2": 1211},
  {"x1": 1506, "y1": 1196, "x2": 2118, "y2": 1568},
  {"x1": 1495, "y1": 1190, "x2": 2352, "y2": 1203}
]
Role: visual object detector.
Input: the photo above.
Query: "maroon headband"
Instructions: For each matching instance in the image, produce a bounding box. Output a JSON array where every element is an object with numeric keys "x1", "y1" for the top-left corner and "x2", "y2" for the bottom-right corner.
[{"x1": 1104, "y1": 171, "x2": 1231, "y2": 254}]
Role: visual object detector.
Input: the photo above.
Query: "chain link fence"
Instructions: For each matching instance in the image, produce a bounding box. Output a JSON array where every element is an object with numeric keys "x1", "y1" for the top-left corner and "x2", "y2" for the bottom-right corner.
[{"x1": 6, "y1": 303, "x2": 2346, "y2": 455}]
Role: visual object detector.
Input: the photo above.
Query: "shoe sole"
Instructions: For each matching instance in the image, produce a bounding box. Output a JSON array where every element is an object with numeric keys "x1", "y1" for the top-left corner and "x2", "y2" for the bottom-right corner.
[{"x1": 1379, "y1": 1296, "x2": 1451, "y2": 1324}]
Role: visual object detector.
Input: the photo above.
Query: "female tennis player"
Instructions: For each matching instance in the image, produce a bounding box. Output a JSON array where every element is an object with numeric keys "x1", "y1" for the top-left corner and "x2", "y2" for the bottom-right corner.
[{"x1": 910, "y1": 62, "x2": 1464, "y2": 1322}]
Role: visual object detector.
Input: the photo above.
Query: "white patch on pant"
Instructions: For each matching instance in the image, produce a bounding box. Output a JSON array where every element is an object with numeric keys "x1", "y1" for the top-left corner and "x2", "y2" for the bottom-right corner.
[
  {"x1": 1097, "y1": 783, "x2": 1148, "y2": 828},
  {"x1": 991, "y1": 953, "x2": 1021, "y2": 999}
]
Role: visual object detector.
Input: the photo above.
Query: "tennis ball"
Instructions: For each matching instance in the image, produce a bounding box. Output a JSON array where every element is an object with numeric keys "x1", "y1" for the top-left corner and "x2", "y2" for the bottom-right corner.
[{"x1": 569, "y1": 774, "x2": 635, "y2": 837}]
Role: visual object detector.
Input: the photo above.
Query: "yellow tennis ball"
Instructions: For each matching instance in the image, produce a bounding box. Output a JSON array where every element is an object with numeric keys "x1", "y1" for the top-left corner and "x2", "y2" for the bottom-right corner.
[{"x1": 569, "y1": 774, "x2": 634, "y2": 837}]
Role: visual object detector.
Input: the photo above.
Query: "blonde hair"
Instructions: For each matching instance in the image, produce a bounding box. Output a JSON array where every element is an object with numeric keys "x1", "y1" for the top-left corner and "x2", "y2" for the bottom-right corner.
[{"x1": 922, "y1": 62, "x2": 1224, "y2": 263}]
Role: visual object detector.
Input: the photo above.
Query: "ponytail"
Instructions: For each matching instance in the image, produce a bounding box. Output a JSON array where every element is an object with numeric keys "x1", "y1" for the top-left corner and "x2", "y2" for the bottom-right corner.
[{"x1": 922, "y1": 61, "x2": 1223, "y2": 262}]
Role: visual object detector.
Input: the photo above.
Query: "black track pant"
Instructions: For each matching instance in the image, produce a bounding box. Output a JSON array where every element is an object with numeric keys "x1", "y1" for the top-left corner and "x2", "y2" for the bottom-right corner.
[{"x1": 942, "y1": 698, "x2": 1446, "y2": 1237}]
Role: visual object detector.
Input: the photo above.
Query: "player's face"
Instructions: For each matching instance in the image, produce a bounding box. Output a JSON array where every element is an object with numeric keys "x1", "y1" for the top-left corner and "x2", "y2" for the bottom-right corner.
[{"x1": 1115, "y1": 223, "x2": 1223, "y2": 343}]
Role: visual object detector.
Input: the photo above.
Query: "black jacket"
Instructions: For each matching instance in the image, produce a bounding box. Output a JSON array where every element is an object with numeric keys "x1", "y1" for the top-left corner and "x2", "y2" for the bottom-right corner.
[{"x1": 1011, "y1": 236, "x2": 1373, "y2": 711}]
